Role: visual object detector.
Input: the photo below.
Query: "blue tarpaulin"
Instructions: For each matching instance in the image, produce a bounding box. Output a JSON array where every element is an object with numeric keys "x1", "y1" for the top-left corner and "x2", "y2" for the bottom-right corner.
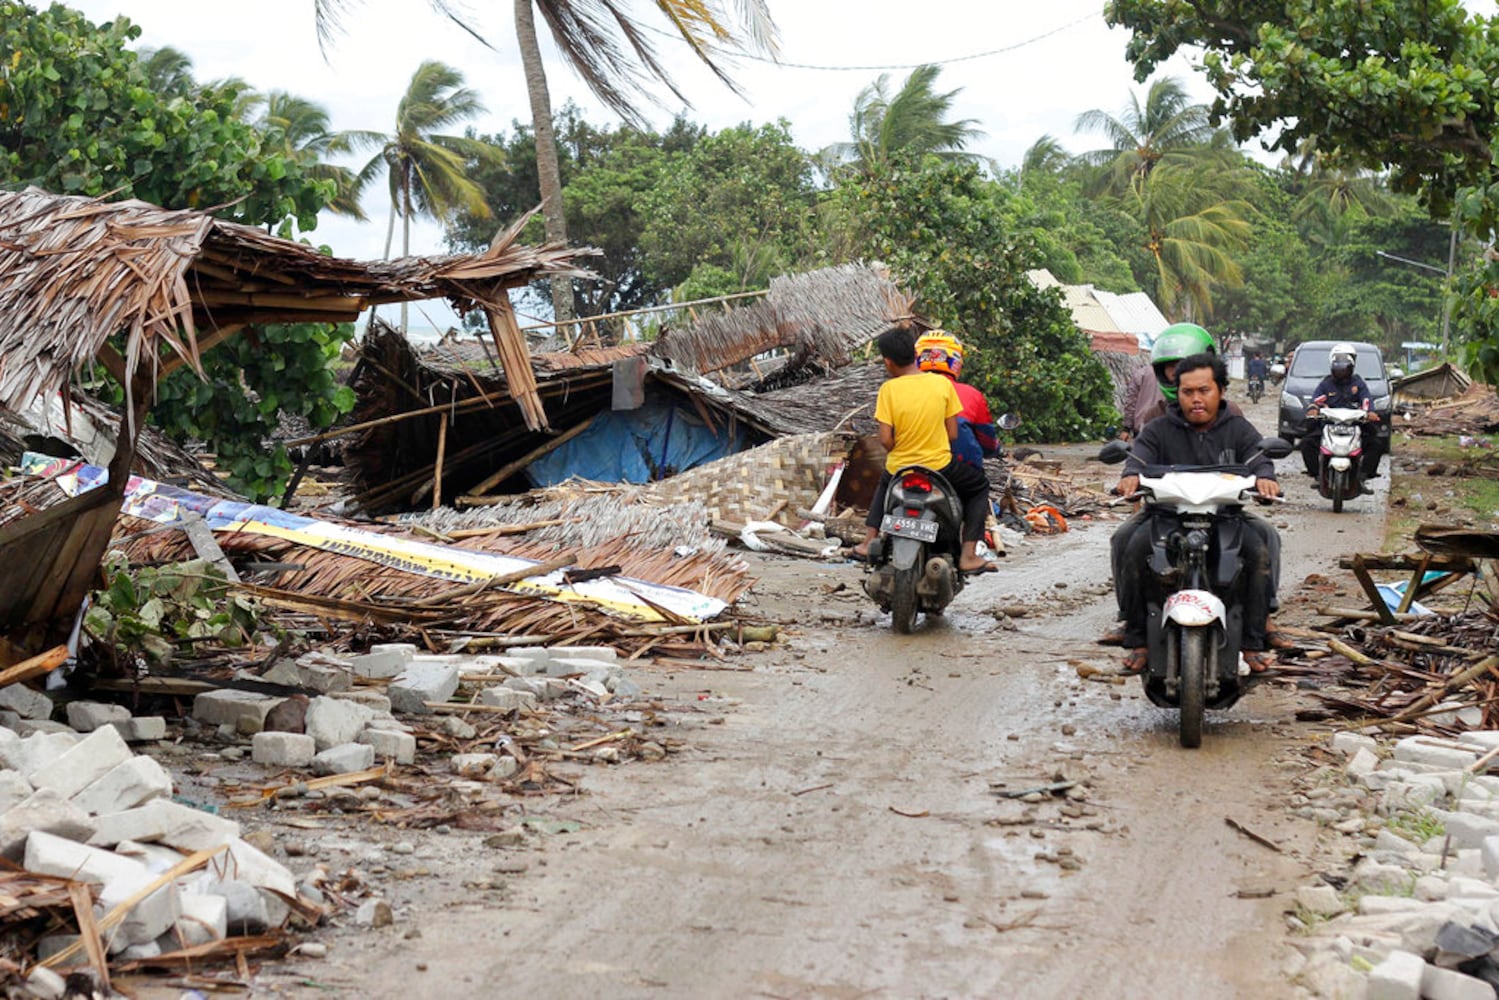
[{"x1": 527, "y1": 401, "x2": 750, "y2": 486}]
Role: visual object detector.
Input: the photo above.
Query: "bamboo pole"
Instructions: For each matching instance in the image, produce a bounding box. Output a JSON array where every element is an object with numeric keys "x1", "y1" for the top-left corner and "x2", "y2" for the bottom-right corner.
[
  {"x1": 431, "y1": 415, "x2": 448, "y2": 510},
  {"x1": 0, "y1": 644, "x2": 67, "y2": 685},
  {"x1": 461, "y1": 414, "x2": 597, "y2": 499}
]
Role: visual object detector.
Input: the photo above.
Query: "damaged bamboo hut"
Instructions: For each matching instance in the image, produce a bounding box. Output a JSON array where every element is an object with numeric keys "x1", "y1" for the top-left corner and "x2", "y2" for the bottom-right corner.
[
  {"x1": 337, "y1": 323, "x2": 802, "y2": 515},
  {"x1": 0, "y1": 187, "x2": 591, "y2": 656}
]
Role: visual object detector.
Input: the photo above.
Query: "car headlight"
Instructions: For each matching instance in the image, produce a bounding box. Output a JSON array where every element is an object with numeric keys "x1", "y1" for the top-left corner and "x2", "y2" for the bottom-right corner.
[
  {"x1": 1373, "y1": 394, "x2": 1391, "y2": 412},
  {"x1": 1280, "y1": 392, "x2": 1302, "y2": 411}
]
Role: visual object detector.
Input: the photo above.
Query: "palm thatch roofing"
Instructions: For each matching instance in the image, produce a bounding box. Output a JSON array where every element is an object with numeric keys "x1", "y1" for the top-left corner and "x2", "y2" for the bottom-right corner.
[
  {"x1": 0, "y1": 187, "x2": 589, "y2": 412},
  {"x1": 340, "y1": 322, "x2": 800, "y2": 515},
  {"x1": 651, "y1": 263, "x2": 913, "y2": 376},
  {"x1": 0, "y1": 186, "x2": 592, "y2": 650}
]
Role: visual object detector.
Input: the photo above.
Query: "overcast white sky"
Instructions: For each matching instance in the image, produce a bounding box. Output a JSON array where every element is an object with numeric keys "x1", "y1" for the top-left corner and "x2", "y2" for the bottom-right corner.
[{"x1": 68, "y1": 1, "x2": 1217, "y2": 326}]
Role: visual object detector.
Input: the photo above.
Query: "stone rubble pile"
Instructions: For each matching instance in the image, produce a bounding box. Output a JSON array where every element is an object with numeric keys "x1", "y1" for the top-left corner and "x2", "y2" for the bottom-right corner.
[
  {"x1": 1290, "y1": 730, "x2": 1499, "y2": 1000},
  {"x1": 0, "y1": 722, "x2": 307, "y2": 999},
  {"x1": 196, "y1": 642, "x2": 643, "y2": 780}
]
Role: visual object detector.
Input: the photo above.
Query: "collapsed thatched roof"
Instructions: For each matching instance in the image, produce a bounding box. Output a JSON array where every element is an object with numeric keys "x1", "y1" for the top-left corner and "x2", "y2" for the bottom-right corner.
[
  {"x1": 651, "y1": 263, "x2": 913, "y2": 376},
  {"x1": 0, "y1": 187, "x2": 590, "y2": 411}
]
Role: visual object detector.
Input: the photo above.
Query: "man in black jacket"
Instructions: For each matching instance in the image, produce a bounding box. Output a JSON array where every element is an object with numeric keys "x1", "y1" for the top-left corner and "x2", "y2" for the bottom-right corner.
[{"x1": 1112, "y1": 353, "x2": 1282, "y2": 674}]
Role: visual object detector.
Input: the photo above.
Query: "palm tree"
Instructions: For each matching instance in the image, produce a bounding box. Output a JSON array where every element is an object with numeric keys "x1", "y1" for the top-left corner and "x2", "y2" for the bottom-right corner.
[
  {"x1": 819, "y1": 64, "x2": 986, "y2": 176},
  {"x1": 1074, "y1": 77, "x2": 1223, "y2": 195},
  {"x1": 1133, "y1": 160, "x2": 1253, "y2": 319},
  {"x1": 138, "y1": 46, "x2": 196, "y2": 96},
  {"x1": 1020, "y1": 135, "x2": 1074, "y2": 181},
  {"x1": 312, "y1": 1, "x2": 778, "y2": 324},
  {"x1": 357, "y1": 61, "x2": 501, "y2": 328},
  {"x1": 250, "y1": 92, "x2": 374, "y2": 220}
]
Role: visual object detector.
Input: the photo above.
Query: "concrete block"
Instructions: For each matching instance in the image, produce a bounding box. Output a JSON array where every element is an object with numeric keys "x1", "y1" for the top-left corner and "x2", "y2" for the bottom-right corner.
[
  {"x1": 350, "y1": 643, "x2": 415, "y2": 680},
  {"x1": 1435, "y1": 809, "x2": 1499, "y2": 849},
  {"x1": 170, "y1": 891, "x2": 227, "y2": 946},
  {"x1": 1295, "y1": 884, "x2": 1346, "y2": 917},
  {"x1": 1413, "y1": 875, "x2": 1449, "y2": 902},
  {"x1": 89, "y1": 804, "x2": 170, "y2": 848},
  {"x1": 274, "y1": 658, "x2": 351, "y2": 694},
  {"x1": 71, "y1": 755, "x2": 172, "y2": 816},
  {"x1": 1347, "y1": 747, "x2": 1380, "y2": 779},
  {"x1": 1331, "y1": 730, "x2": 1379, "y2": 756},
  {"x1": 440, "y1": 715, "x2": 475, "y2": 740},
  {"x1": 304, "y1": 696, "x2": 375, "y2": 752},
  {"x1": 0, "y1": 789, "x2": 95, "y2": 858},
  {"x1": 1394, "y1": 737, "x2": 1479, "y2": 770},
  {"x1": 148, "y1": 799, "x2": 241, "y2": 852},
  {"x1": 1459, "y1": 730, "x2": 1499, "y2": 751},
  {"x1": 329, "y1": 689, "x2": 392, "y2": 714},
  {"x1": 118, "y1": 941, "x2": 161, "y2": 961},
  {"x1": 477, "y1": 687, "x2": 537, "y2": 712},
  {"x1": 26, "y1": 827, "x2": 140, "y2": 883},
  {"x1": 1352, "y1": 859, "x2": 1415, "y2": 895},
  {"x1": 213, "y1": 836, "x2": 296, "y2": 897},
  {"x1": 312, "y1": 742, "x2": 374, "y2": 776},
  {"x1": 0, "y1": 769, "x2": 32, "y2": 814},
  {"x1": 12, "y1": 720, "x2": 78, "y2": 737},
  {"x1": 24, "y1": 965, "x2": 66, "y2": 999},
  {"x1": 0, "y1": 731, "x2": 77, "y2": 777},
  {"x1": 0, "y1": 683, "x2": 52, "y2": 720},
  {"x1": 1483, "y1": 835, "x2": 1499, "y2": 880},
  {"x1": 98, "y1": 866, "x2": 176, "y2": 950},
  {"x1": 111, "y1": 717, "x2": 167, "y2": 743},
  {"x1": 1422, "y1": 964, "x2": 1497, "y2": 1000},
  {"x1": 451, "y1": 753, "x2": 498, "y2": 777},
  {"x1": 1367, "y1": 948, "x2": 1425, "y2": 1000},
  {"x1": 545, "y1": 656, "x2": 612, "y2": 678},
  {"x1": 191, "y1": 690, "x2": 278, "y2": 731},
  {"x1": 112, "y1": 839, "x2": 190, "y2": 873},
  {"x1": 502, "y1": 676, "x2": 548, "y2": 698},
  {"x1": 546, "y1": 645, "x2": 617, "y2": 663},
  {"x1": 64, "y1": 701, "x2": 130, "y2": 733},
  {"x1": 1358, "y1": 895, "x2": 1428, "y2": 915},
  {"x1": 252, "y1": 731, "x2": 315, "y2": 768},
  {"x1": 206, "y1": 879, "x2": 268, "y2": 934},
  {"x1": 357, "y1": 727, "x2": 415, "y2": 764},
  {"x1": 1381, "y1": 776, "x2": 1446, "y2": 812},
  {"x1": 388, "y1": 661, "x2": 461, "y2": 714},
  {"x1": 29, "y1": 725, "x2": 132, "y2": 800}
]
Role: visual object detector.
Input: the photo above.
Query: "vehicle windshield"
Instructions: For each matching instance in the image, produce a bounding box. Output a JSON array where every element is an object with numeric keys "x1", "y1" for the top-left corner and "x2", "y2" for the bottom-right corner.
[{"x1": 1290, "y1": 346, "x2": 1384, "y2": 381}]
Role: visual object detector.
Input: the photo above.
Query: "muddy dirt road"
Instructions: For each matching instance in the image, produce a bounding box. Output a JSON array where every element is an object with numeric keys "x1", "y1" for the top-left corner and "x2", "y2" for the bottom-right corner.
[{"x1": 315, "y1": 396, "x2": 1387, "y2": 999}]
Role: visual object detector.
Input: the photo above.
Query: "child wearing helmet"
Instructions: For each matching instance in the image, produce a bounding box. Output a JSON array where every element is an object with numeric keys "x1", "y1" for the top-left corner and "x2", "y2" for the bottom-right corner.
[{"x1": 915, "y1": 330, "x2": 997, "y2": 466}]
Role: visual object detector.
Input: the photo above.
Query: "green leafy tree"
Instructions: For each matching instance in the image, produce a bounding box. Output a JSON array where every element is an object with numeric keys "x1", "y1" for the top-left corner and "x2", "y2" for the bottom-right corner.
[
  {"x1": 829, "y1": 159, "x2": 1117, "y2": 442},
  {"x1": 1104, "y1": 0, "x2": 1499, "y2": 375},
  {"x1": 819, "y1": 64, "x2": 987, "y2": 177},
  {"x1": 638, "y1": 121, "x2": 817, "y2": 295},
  {"x1": 0, "y1": 3, "x2": 327, "y2": 228}
]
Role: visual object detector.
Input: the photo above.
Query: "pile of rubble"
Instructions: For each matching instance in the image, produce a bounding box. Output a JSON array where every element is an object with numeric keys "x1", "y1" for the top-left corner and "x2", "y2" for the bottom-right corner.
[
  {"x1": 0, "y1": 639, "x2": 674, "y2": 993},
  {"x1": 1290, "y1": 729, "x2": 1499, "y2": 999}
]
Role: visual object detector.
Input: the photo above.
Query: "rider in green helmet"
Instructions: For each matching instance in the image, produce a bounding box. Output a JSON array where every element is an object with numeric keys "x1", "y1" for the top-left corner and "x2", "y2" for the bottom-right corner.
[{"x1": 1150, "y1": 322, "x2": 1216, "y2": 403}]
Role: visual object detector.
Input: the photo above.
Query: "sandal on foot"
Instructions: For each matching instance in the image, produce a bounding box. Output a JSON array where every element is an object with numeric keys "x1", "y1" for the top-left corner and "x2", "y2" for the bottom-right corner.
[
  {"x1": 1121, "y1": 647, "x2": 1148, "y2": 675},
  {"x1": 1244, "y1": 649, "x2": 1276, "y2": 673},
  {"x1": 960, "y1": 560, "x2": 1000, "y2": 575}
]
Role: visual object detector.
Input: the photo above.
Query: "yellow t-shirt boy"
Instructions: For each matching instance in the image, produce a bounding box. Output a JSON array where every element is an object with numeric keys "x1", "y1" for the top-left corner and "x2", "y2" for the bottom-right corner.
[{"x1": 875, "y1": 371, "x2": 961, "y2": 473}]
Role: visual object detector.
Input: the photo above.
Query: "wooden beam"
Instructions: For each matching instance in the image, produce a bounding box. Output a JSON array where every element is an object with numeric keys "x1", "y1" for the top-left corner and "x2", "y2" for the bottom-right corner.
[
  {"x1": 0, "y1": 645, "x2": 67, "y2": 685},
  {"x1": 461, "y1": 413, "x2": 597, "y2": 499},
  {"x1": 194, "y1": 290, "x2": 366, "y2": 311},
  {"x1": 157, "y1": 323, "x2": 245, "y2": 379},
  {"x1": 1396, "y1": 555, "x2": 1430, "y2": 615},
  {"x1": 1351, "y1": 553, "x2": 1397, "y2": 625}
]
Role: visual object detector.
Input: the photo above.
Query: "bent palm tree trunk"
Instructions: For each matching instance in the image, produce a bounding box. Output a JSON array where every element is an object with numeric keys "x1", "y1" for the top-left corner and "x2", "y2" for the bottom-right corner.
[{"x1": 515, "y1": 0, "x2": 575, "y2": 327}]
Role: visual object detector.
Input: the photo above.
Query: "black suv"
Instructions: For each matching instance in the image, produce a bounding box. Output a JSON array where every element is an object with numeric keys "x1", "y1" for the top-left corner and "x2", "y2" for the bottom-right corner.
[{"x1": 1277, "y1": 340, "x2": 1393, "y2": 448}]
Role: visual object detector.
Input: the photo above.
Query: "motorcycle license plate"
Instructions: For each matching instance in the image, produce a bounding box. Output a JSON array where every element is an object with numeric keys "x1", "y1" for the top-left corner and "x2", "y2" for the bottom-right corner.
[{"x1": 881, "y1": 514, "x2": 939, "y2": 543}]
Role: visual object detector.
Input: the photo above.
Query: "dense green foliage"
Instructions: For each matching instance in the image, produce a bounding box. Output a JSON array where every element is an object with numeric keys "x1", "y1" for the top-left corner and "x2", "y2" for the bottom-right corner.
[
  {"x1": 0, "y1": 3, "x2": 326, "y2": 228},
  {"x1": 1, "y1": 3, "x2": 359, "y2": 500},
  {"x1": 833, "y1": 161, "x2": 1118, "y2": 442},
  {"x1": 1105, "y1": 0, "x2": 1499, "y2": 377}
]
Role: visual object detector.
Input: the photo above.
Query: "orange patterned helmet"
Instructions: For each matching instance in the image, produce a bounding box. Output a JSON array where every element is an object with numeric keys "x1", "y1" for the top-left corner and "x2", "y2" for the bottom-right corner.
[{"x1": 915, "y1": 331, "x2": 964, "y2": 378}]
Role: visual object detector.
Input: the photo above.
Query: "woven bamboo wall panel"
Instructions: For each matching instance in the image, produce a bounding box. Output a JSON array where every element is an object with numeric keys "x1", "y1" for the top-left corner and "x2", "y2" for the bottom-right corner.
[{"x1": 641, "y1": 432, "x2": 849, "y2": 527}]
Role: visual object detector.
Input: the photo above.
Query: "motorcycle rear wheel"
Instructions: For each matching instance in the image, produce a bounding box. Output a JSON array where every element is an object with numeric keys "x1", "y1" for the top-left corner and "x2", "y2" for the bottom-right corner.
[
  {"x1": 890, "y1": 565, "x2": 919, "y2": 634},
  {"x1": 1179, "y1": 628, "x2": 1207, "y2": 748}
]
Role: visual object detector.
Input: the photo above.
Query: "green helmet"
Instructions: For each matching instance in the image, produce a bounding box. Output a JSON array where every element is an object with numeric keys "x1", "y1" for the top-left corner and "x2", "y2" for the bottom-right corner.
[{"x1": 1150, "y1": 322, "x2": 1216, "y2": 402}]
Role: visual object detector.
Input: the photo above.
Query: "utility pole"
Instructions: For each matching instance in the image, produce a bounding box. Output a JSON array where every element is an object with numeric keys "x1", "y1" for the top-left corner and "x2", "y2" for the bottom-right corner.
[{"x1": 1441, "y1": 223, "x2": 1457, "y2": 358}]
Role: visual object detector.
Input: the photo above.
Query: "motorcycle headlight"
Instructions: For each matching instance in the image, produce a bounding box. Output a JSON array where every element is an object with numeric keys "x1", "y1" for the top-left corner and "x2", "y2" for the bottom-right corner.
[{"x1": 1280, "y1": 392, "x2": 1301, "y2": 410}]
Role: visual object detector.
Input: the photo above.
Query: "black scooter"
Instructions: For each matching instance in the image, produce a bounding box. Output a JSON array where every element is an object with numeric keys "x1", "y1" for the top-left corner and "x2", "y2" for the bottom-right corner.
[{"x1": 862, "y1": 465, "x2": 967, "y2": 633}]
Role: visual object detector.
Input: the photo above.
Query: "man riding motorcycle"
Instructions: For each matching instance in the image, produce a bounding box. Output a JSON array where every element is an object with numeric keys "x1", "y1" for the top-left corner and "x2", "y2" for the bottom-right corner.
[
  {"x1": 1299, "y1": 342, "x2": 1384, "y2": 481},
  {"x1": 1112, "y1": 353, "x2": 1282, "y2": 675}
]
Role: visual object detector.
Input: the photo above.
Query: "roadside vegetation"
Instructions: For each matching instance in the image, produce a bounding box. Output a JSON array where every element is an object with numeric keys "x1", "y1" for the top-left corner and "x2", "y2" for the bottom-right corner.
[
  {"x1": 1382, "y1": 433, "x2": 1499, "y2": 552},
  {"x1": 3, "y1": 0, "x2": 1494, "y2": 495}
]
